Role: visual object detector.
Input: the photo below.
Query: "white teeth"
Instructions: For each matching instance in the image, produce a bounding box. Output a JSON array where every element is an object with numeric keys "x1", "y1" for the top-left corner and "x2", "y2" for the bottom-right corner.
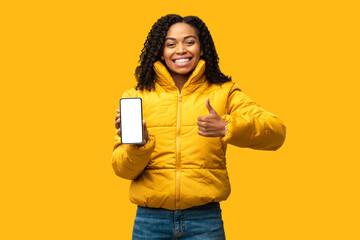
[{"x1": 174, "y1": 58, "x2": 190, "y2": 63}]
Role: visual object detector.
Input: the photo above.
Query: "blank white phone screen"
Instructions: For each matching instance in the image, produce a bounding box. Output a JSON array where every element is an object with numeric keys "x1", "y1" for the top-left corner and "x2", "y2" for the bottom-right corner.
[{"x1": 120, "y1": 98, "x2": 143, "y2": 144}]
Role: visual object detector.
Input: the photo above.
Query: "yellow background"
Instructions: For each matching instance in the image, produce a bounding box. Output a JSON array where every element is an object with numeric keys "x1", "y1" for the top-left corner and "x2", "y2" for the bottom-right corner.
[{"x1": 1, "y1": 0, "x2": 359, "y2": 239}]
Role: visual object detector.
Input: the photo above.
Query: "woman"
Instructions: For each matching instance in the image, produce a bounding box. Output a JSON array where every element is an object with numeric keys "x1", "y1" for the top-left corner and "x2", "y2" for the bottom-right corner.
[{"x1": 112, "y1": 14, "x2": 286, "y2": 240}]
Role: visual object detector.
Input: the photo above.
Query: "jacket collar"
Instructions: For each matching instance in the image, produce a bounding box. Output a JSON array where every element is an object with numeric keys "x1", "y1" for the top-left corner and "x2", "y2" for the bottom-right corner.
[{"x1": 153, "y1": 60, "x2": 207, "y2": 93}]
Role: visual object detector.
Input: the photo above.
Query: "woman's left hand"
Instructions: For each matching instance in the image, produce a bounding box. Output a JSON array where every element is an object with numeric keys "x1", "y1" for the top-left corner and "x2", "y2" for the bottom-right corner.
[{"x1": 197, "y1": 98, "x2": 227, "y2": 137}]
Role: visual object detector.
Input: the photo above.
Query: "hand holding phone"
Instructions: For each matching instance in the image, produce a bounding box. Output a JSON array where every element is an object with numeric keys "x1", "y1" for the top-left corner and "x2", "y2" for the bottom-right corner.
[{"x1": 116, "y1": 98, "x2": 149, "y2": 145}]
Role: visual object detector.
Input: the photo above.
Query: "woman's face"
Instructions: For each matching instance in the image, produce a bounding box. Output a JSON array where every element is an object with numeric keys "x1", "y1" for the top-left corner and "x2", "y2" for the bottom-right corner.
[{"x1": 162, "y1": 23, "x2": 203, "y2": 78}]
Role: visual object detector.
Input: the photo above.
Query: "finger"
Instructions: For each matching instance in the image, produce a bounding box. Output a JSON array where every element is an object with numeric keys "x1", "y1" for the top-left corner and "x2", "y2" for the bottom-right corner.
[
  {"x1": 198, "y1": 126, "x2": 206, "y2": 132},
  {"x1": 143, "y1": 120, "x2": 147, "y2": 131},
  {"x1": 143, "y1": 120, "x2": 149, "y2": 139},
  {"x1": 115, "y1": 109, "x2": 120, "y2": 120},
  {"x1": 198, "y1": 125, "x2": 219, "y2": 133},
  {"x1": 117, "y1": 128, "x2": 121, "y2": 137},
  {"x1": 198, "y1": 130, "x2": 218, "y2": 137},
  {"x1": 197, "y1": 116, "x2": 209, "y2": 122},
  {"x1": 205, "y1": 97, "x2": 216, "y2": 115},
  {"x1": 197, "y1": 121, "x2": 211, "y2": 128},
  {"x1": 197, "y1": 121, "x2": 204, "y2": 127},
  {"x1": 115, "y1": 112, "x2": 121, "y2": 129},
  {"x1": 197, "y1": 118, "x2": 218, "y2": 127},
  {"x1": 115, "y1": 118, "x2": 120, "y2": 129},
  {"x1": 137, "y1": 120, "x2": 149, "y2": 146}
]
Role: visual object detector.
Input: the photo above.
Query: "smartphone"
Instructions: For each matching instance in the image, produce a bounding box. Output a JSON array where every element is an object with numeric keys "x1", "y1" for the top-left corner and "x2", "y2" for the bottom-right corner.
[{"x1": 119, "y1": 97, "x2": 143, "y2": 144}]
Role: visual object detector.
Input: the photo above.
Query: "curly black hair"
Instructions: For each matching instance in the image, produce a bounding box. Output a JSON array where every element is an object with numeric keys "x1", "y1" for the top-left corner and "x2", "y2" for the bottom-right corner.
[{"x1": 135, "y1": 14, "x2": 231, "y2": 91}]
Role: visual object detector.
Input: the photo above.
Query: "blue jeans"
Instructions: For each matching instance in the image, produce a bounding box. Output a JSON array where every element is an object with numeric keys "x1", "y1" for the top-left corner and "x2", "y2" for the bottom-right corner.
[{"x1": 132, "y1": 202, "x2": 226, "y2": 240}]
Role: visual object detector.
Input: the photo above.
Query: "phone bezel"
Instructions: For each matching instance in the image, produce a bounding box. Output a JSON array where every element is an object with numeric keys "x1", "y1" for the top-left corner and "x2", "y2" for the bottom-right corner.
[{"x1": 119, "y1": 97, "x2": 143, "y2": 144}]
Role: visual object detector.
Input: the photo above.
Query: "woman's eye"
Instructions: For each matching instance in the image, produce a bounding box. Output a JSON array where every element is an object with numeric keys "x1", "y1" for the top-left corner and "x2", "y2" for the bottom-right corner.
[
  {"x1": 167, "y1": 43, "x2": 175, "y2": 47},
  {"x1": 186, "y1": 41, "x2": 195, "y2": 45}
]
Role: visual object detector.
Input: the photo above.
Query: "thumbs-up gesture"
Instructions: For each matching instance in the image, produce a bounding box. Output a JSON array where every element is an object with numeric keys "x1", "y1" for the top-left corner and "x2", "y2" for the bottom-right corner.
[{"x1": 197, "y1": 97, "x2": 227, "y2": 137}]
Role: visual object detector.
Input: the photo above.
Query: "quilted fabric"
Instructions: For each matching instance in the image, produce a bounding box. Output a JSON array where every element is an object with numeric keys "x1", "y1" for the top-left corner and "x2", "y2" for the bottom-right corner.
[{"x1": 112, "y1": 60, "x2": 286, "y2": 210}]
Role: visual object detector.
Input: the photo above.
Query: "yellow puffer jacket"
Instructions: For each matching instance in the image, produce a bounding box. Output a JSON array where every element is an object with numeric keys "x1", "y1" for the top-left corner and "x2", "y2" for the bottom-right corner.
[{"x1": 112, "y1": 60, "x2": 286, "y2": 210}]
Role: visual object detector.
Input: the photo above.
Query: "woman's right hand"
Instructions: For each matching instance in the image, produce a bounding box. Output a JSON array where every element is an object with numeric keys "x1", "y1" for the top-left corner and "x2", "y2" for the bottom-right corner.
[
  {"x1": 115, "y1": 109, "x2": 121, "y2": 137},
  {"x1": 115, "y1": 109, "x2": 150, "y2": 146}
]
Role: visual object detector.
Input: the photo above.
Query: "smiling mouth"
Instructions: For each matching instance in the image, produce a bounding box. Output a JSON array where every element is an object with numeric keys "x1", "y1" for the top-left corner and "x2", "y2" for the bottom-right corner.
[{"x1": 173, "y1": 58, "x2": 192, "y2": 63}]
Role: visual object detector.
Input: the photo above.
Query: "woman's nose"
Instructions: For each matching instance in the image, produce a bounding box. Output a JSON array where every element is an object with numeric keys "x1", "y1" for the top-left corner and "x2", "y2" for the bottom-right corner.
[{"x1": 176, "y1": 44, "x2": 186, "y2": 53}]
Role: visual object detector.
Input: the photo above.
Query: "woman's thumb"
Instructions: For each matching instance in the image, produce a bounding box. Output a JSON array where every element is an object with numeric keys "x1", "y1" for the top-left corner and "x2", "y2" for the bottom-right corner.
[{"x1": 206, "y1": 97, "x2": 216, "y2": 115}]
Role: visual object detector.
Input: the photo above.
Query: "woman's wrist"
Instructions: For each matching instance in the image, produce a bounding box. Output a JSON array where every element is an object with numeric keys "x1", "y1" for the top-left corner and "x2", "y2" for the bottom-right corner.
[{"x1": 224, "y1": 120, "x2": 228, "y2": 137}]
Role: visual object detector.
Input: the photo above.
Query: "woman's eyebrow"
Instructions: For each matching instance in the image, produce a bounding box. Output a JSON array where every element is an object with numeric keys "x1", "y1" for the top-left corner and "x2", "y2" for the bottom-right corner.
[
  {"x1": 165, "y1": 35, "x2": 197, "y2": 41},
  {"x1": 184, "y1": 35, "x2": 197, "y2": 40}
]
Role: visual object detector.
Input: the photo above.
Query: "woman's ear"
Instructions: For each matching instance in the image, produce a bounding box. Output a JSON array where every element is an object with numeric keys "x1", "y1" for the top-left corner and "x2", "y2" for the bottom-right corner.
[
  {"x1": 161, "y1": 56, "x2": 164, "y2": 60},
  {"x1": 200, "y1": 50, "x2": 203, "y2": 56}
]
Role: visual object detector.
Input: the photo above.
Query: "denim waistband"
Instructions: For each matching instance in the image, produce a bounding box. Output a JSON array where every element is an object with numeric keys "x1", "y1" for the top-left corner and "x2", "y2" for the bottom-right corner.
[
  {"x1": 137, "y1": 202, "x2": 220, "y2": 212},
  {"x1": 136, "y1": 202, "x2": 221, "y2": 220}
]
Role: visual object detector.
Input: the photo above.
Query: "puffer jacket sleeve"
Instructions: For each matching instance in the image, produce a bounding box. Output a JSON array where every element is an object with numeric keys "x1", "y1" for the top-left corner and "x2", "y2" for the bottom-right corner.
[
  {"x1": 111, "y1": 134, "x2": 155, "y2": 180},
  {"x1": 111, "y1": 90, "x2": 156, "y2": 180},
  {"x1": 221, "y1": 83, "x2": 286, "y2": 150}
]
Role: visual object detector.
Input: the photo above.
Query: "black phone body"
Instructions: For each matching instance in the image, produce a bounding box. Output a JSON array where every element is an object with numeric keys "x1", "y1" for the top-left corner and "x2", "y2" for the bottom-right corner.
[{"x1": 119, "y1": 97, "x2": 143, "y2": 144}]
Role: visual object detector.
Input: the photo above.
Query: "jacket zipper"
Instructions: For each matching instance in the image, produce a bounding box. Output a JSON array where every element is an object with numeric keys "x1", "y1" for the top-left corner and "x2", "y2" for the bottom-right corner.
[{"x1": 175, "y1": 94, "x2": 182, "y2": 209}]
